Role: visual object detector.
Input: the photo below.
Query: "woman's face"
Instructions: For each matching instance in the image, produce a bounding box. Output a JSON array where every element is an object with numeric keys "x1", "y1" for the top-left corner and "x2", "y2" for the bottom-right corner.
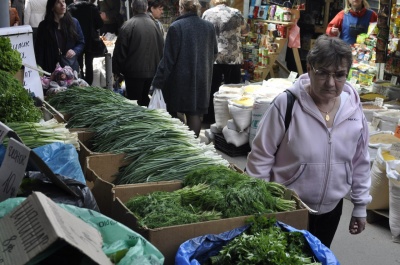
[
  {"x1": 307, "y1": 61, "x2": 349, "y2": 101},
  {"x1": 349, "y1": 0, "x2": 363, "y2": 10},
  {"x1": 151, "y1": 6, "x2": 164, "y2": 19},
  {"x1": 53, "y1": 0, "x2": 66, "y2": 16}
]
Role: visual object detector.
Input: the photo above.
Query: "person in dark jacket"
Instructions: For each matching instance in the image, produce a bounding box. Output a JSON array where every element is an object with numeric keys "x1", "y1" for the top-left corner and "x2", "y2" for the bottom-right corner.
[
  {"x1": 35, "y1": 0, "x2": 85, "y2": 74},
  {"x1": 151, "y1": 0, "x2": 218, "y2": 137},
  {"x1": 68, "y1": 0, "x2": 103, "y2": 85},
  {"x1": 112, "y1": 0, "x2": 164, "y2": 106},
  {"x1": 98, "y1": 0, "x2": 121, "y2": 35}
]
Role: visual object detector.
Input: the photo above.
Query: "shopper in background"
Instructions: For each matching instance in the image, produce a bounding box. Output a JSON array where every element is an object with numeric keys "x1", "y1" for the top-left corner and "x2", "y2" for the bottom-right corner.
[
  {"x1": 201, "y1": 0, "x2": 249, "y2": 124},
  {"x1": 326, "y1": 0, "x2": 377, "y2": 45},
  {"x1": 112, "y1": 0, "x2": 164, "y2": 106},
  {"x1": 98, "y1": 0, "x2": 121, "y2": 35},
  {"x1": 11, "y1": 0, "x2": 24, "y2": 25},
  {"x1": 24, "y1": 0, "x2": 47, "y2": 42},
  {"x1": 68, "y1": 0, "x2": 103, "y2": 85},
  {"x1": 151, "y1": 0, "x2": 217, "y2": 137},
  {"x1": 35, "y1": 0, "x2": 85, "y2": 74},
  {"x1": 147, "y1": 0, "x2": 165, "y2": 38},
  {"x1": 9, "y1": 0, "x2": 20, "y2": 26},
  {"x1": 246, "y1": 35, "x2": 371, "y2": 248}
]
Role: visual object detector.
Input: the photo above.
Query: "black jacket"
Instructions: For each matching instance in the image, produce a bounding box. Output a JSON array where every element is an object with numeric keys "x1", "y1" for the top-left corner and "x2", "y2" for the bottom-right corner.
[
  {"x1": 112, "y1": 13, "x2": 164, "y2": 78},
  {"x1": 68, "y1": 1, "x2": 103, "y2": 52},
  {"x1": 151, "y1": 13, "x2": 218, "y2": 114}
]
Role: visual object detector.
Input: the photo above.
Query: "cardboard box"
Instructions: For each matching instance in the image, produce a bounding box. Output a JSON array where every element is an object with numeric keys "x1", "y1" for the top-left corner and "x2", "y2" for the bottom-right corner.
[
  {"x1": 86, "y1": 153, "x2": 129, "y2": 215},
  {"x1": 86, "y1": 153, "x2": 243, "y2": 216},
  {"x1": 111, "y1": 182, "x2": 309, "y2": 265},
  {"x1": 0, "y1": 192, "x2": 112, "y2": 265},
  {"x1": 72, "y1": 130, "x2": 113, "y2": 178}
]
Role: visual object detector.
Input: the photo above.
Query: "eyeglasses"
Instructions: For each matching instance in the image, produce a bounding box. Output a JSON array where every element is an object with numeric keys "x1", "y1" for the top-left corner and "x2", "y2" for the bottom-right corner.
[{"x1": 312, "y1": 65, "x2": 348, "y2": 81}]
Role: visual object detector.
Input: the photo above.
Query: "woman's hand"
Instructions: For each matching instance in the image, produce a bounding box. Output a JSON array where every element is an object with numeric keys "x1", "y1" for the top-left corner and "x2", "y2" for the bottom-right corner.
[
  {"x1": 330, "y1": 26, "x2": 340, "y2": 37},
  {"x1": 349, "y1": 216, "x2": 366, "y2": 234},
  {"x1": 65, "y1": 49, "x2": 76, "y2": 58}
]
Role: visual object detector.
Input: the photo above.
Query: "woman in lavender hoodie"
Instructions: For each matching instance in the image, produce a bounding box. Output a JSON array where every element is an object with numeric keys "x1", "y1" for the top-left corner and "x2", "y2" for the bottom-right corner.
[{"x1": 246, "y1": 34, "x2": 371, "y2": 248}]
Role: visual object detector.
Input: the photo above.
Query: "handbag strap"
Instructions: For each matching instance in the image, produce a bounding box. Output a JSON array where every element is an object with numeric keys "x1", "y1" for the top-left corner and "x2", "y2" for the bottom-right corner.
[{"x1": 54, "y1": 29, "x2": 62, "y2": 56}]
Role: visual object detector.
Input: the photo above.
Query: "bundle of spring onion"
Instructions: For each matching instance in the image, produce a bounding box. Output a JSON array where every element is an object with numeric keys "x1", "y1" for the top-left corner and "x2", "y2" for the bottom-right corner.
[
  {"x1": 4, "y1": 119, "x2": 79, "y2": 149},
  {"x1": 46, "y1": 87, "x2": 229, "y2": 184},
  {"x1": 125, "y1": 165, "x2": 297, "y2": 228},
  {"x1": 47, "y1": 86, "x2": 129, "y2": 118}
]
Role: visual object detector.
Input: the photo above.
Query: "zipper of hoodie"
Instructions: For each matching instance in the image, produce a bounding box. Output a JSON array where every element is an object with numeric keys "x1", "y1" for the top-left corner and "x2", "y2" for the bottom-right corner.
[{"x1": 317, "y1": 128, "x2": 333, "y2": 213}]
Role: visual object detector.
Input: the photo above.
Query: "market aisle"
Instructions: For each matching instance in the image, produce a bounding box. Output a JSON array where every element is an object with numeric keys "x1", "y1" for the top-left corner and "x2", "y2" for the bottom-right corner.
[{"x1": 199, "y1": 129, "x2": 400, "y2": 265}]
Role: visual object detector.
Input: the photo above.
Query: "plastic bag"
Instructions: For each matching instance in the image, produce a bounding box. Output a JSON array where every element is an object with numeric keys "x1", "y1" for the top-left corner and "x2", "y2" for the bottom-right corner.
[
  {"x1": 33, "y1": 142, "x2": 86, "y2": 184},
  {"x1": 175, "y1": 221, "x2": 340, "y2": 265},
  {"x1": 0, "y1": 197, "x2": 165, "y2": 265},
  {"x1": 288, "y1": 20, "x2": 301, "y2": 48},
  {"x1": 19, "y1": 171, "x2": 100, "y2": 211},
  {"x1": 148, "y1": 88, "x2": 167, "y2": 110},
  {"x1": 0, "y1": 142, "x2": 85, "y2": 184}
]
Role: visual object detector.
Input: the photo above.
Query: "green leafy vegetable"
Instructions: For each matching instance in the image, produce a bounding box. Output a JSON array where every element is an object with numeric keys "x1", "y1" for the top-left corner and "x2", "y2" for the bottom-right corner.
[
  {"x1": 0, "y1": 36, "x2": 22, "y2": 74},
  {"x1": 0, "y1": 70, "x2": 42, "y2": 123},
  {"x1": 208, "y1": 215, "x2": 321, "y2": 265}
]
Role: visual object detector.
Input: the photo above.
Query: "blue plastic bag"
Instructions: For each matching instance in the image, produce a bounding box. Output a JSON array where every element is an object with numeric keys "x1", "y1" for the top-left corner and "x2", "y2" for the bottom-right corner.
[
  {"x1": 175, "y1": 221, "x2": 340, "y2": 265},
  {"x1": 32, "y1": 142, "x2": 85, "y2": 184},
  {"x1": 0, "y1": 142, "x2": 85, "y2": 184}
]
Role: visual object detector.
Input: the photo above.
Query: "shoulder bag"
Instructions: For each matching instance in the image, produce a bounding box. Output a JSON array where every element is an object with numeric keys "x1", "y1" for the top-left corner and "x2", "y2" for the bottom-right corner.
[{"x1": 55, "y1": 29, "x2": 80, "y2": 73}]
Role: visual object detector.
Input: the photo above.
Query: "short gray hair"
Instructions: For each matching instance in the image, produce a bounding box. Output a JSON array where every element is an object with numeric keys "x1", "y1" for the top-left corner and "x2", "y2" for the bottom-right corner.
[
  {"x1": 131, "y1": 0, "x2": 148, "y2": 13},
  {"x1": 307, "y1": 35, "x2": 352, "y2": 71},
  {"x1": 179, "y1": 0, "x2": 201, "y2": 15}
]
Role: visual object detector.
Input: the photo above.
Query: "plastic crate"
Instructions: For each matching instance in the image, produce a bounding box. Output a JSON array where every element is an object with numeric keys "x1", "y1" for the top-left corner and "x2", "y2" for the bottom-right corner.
[{"x1": 214, "y1": 133, "x2": 250, "y2": 157}]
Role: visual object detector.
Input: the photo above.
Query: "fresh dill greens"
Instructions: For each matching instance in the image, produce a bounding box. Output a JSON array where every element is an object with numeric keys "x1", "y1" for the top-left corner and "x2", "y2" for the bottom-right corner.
[{"x1": 208, "y1": 215, "x2": 321, "y2": 265}]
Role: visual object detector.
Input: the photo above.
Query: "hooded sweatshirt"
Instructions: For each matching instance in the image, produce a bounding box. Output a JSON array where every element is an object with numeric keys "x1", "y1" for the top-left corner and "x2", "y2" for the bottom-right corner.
[{"x1": 246, "y1": 73, "x2": 371, "y2": 217}]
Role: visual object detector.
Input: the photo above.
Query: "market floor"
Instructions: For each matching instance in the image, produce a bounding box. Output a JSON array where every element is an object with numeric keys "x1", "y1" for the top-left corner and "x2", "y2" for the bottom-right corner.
[{"x1": 199, "y1": 129, "x2": 400, "y2": 265}]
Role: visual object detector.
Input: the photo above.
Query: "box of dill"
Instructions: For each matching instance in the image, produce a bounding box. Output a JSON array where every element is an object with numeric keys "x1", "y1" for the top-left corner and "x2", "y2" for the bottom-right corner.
[
  {"x1": 85, "y1": 153, "x2": 246, "y2": 217},
  {"x1": 110, "y1": 182, "x2": 309, "y2": 265}
]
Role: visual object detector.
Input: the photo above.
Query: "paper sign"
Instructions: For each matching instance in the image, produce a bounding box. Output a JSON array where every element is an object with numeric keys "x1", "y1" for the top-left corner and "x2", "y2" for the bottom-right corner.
[
  {"x1": 0, "y1": 25, "x2": 44, "y2": 99},
  {"x1": 0, "y1": 138, "x2": 30, "y2": 202},
  {"x1": 0, "y1": 123, "x2": 12, "y2": 143},
  {"x1": 0, "y1": 192, "x2": 112, "y2": 265},
  {"x1": 288, "y1": 71, "x2": 298, "y2": 82},
  {"x1": 391, "y1": 76, "x2": 398, "y2": 86},
  {"x1": 371, "y1": 117, "x2": 380, "y2": 130}
]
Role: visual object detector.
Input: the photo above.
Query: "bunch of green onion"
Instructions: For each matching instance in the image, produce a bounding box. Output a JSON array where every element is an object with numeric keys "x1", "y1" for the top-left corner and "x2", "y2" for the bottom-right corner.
[{"x1": 5, "y1": 119, "x2": 79, "y2": 149}]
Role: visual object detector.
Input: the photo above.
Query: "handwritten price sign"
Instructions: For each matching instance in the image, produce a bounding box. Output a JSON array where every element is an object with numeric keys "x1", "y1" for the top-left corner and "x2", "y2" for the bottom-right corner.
[{"x1": 0, "y1": 138, "x2": 29, "y2": 202}]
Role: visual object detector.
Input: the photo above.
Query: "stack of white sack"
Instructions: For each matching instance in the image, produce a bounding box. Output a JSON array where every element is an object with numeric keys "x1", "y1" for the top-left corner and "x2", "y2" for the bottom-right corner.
[{"x1": 371, "y1": 109, "x2": 400, "y2": 132}]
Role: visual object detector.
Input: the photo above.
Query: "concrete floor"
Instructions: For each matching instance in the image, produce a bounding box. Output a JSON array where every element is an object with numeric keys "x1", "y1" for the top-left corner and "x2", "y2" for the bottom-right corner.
[{"x1": 200, "y1": 130, "x2": 400, "y2": 265}]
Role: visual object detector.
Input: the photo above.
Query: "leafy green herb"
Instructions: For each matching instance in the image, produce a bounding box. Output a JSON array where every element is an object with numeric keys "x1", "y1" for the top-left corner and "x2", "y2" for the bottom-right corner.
[
  {"x1": 0, "y1": 70, "x2": 42, "y2": 123},
  {"x1": 0, "y1": 36, "x2": 22, "y2": 74},
  {"x1": 209, "y1": 215, "x2": 321, "y2": 265}
]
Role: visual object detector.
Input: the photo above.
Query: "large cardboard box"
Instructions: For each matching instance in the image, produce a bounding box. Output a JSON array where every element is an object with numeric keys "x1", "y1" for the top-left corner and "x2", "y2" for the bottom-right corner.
[
  {"x1": 0, "y1": 192, "x2": 112, "y2": 265},
  {"x1": 86, "y1": 153, "x2": 244, "y2": 216},
  {"x1": 86, "y1": 153, "x2": 129, "y2": 215},
  {"x1": 111, "y1": 182, "x2": 309, "y2": 265}
]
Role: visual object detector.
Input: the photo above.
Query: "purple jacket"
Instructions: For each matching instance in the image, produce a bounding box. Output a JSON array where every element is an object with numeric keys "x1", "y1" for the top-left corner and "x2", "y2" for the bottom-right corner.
[{"x1": 246, "y1": 73, "x2": 371, "y2": 217}]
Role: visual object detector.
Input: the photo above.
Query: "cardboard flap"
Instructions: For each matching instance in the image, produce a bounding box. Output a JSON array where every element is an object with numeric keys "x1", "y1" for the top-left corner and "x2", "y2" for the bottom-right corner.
[{"x1": 0, "y1": 192, "x2": 112, "y2": 265}]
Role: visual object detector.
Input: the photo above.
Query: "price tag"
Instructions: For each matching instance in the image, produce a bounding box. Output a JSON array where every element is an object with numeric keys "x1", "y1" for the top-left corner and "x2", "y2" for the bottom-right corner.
[
  {"x1": 390, "y1": 143, "x2": 400, "y2": 159},
  {"x1": 391, "y1": 76, "x2": 398, "y2": 86},
  {"x1": 0, "y1": 123, "x2": 12, "y2": 143},
  {"x1": 288, "y1": 71, "x2": 298, "y2": 82},
  {"x1": 0, "y1": 138, "x2": 30, "y2": 202},
  {"x1": 371, "y1": 117, "x2": 380, "y2": 130}
]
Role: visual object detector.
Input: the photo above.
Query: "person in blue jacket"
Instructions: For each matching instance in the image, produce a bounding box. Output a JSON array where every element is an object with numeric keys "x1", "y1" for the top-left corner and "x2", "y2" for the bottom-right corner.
[{"x1": 35, "y1": 0, "x2": 85, "y2": 74}]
